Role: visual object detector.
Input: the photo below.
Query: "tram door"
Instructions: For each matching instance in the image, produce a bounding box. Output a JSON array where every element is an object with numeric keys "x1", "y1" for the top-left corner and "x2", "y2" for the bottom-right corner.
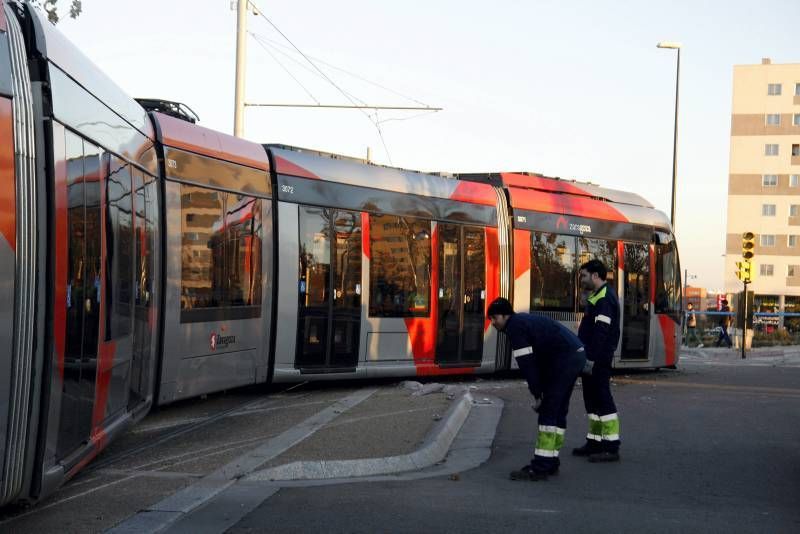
[
  {"x1": 436, "y1": 224, "x2": 486, "y2": 365},
  {"x1": 56, "y1": 136, "x2": 102, "y2": 459},
  {"x1": 621, "y1": 242, "x2": 650, "y2": 359},
  {"x1": 297, "y1": 207, "x2": 362, "y2": 370}
]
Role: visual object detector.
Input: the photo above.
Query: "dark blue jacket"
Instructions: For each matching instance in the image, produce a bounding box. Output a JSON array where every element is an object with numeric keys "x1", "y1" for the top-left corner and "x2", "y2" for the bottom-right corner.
[
  {"x1": 578, "y1": 282, "x2": 621, "y2": 366},
  {"x1": 504, "y1": 313, "x2": 584, "y2": 398}
]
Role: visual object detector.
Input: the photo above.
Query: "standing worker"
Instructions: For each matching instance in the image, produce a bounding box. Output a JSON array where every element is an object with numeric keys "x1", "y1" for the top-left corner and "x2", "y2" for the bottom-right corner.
[
  {"x1": 574, "y1": 260, "x2": 622, "y2": 462},
  {"x1": 487, "y1": 297, "x2": 587, "y2": 481}
]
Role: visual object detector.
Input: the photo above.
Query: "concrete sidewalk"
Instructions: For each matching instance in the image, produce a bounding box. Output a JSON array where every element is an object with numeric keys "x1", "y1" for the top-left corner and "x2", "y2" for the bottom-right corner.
[{"x1": 0, "y1": 380, "x2": 506, "y2": 534}]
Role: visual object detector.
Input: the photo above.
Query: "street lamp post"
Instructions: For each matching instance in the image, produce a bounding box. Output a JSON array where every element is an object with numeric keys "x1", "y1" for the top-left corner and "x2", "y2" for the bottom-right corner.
[{"x1": 657, "y1": 41, "x2": 681, "y2": 230}]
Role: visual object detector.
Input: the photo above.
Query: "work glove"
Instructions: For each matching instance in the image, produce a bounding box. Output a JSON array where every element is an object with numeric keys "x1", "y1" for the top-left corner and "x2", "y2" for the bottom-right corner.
[
  {"x1": 581, "y1": 360, "x2": 594, "y2": 376},
  {"x1": 531, "y1": 396, "x2": 542, "y2": 413}
]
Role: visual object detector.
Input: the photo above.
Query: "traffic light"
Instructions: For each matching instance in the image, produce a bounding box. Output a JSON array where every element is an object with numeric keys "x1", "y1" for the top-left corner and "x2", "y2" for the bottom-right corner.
[
  {"x1": 742, "y1": 232, "x2": 755, "y2": 260},
  {"x1": 736, "y1": 260, "x2": 754, "y2": 282},
  {"x1": 735, "y1": 261, "x2": 752, "y2": 282}
]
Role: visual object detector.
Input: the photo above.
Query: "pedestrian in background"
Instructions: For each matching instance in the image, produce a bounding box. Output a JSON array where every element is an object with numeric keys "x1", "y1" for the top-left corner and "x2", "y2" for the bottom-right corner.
[
  {"x1": 716, "y1": 299, "x2": 733, "y2": 348},
  {"x1": 685, "y1": 302, "x2": 702, "y2": 347},
  {"x1": 487, "y1": 297, "x2": 586, "y2": 481}
]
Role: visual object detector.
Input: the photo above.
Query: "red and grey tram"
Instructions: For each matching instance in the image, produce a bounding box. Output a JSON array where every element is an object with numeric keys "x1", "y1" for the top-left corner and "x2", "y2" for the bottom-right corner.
[{"x1": 0, "y1": 0, "x2": 681, "y2": 506}]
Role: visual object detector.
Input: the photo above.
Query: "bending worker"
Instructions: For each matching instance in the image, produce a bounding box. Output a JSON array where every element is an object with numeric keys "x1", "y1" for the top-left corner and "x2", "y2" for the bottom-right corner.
[
  {"x1": 487, "y1": 297, "x2": 586, "y2": 481},
  {"x1": 574, "y1": 259, "x2": 621, "y2": 462}
]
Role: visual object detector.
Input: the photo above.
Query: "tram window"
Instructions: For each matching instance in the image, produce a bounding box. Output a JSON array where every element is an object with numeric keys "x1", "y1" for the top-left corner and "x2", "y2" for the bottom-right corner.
[
  {"x1": 180, "y1": 185, "x2": 262, "y2": 314},
  {"x1": 655, "y1": 231, "x2": 681, "y2": 321},
  {"x1": 225, "y1": 193, "x2": 262, "y2": 306},
  {"x1": 369, "y1": 214, "x2": 432, "y2": 317},
  {"x1": 530, "y1": 232, "x2": 576, "y2": 311},
  {"x1": 182, "y1": 185, "x2": 223, "y2": 309},
  {"x1": 578, "y1": 237, "x2": 617, "y2": 285},
  {"x1": 105, "y1": 158, "x2": 134, "y2": 340}
]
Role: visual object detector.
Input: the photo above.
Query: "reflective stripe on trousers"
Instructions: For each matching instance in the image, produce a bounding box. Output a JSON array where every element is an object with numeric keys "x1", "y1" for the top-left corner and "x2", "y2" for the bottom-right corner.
[
  {"x1": 586, "y1": 412, "x2": 619, "y2": 442},
  {"x1": 535, "y1": 425, "x2": 566, "y2": 457}
]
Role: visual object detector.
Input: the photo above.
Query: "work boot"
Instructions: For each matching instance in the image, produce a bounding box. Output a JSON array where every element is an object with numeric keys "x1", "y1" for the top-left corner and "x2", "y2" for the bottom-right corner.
[
  {"x1": 588, "y1": 450, "x2": 620, "y2": 463},
  {"x1": 572, "y1": 440, "x2": 601, "y2": 457},
  {"x1": 509, "y1": 465, "x2": 549, "y2": 481}
]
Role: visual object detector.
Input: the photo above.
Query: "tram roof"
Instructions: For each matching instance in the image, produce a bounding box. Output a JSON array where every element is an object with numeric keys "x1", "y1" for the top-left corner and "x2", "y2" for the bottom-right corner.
[
  {"x1": 458, "y1": 171, "x2": 670, "y2": 230},
  {"x1": 153, "y1": 112, "x2": 270, "y2": 171},
  {"x1": 266, "y1": 144, "x2": 498, "y2": 207}
]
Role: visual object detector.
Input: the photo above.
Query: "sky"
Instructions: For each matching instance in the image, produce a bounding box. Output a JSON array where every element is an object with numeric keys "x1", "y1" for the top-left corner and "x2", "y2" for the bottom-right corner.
[{"x1": 53, "y1": 0, "x2": 800, "y2": 291}]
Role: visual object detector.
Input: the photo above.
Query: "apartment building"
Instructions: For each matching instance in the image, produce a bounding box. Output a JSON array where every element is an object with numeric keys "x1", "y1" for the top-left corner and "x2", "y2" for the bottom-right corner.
[{"x1": 725, "y1": 58, "x2": 800, "y2": 315}]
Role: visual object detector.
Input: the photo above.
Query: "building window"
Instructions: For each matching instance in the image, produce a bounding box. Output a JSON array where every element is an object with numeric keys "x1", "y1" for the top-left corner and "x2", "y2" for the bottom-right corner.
[
  {"x1": 791, "y1": 175, "x2": 800, "y2": 187},
  {"x1": 789, "y1": 265, "x2": 799, "y2": 277},
  {"x1": 790, "y1": 235, "x2": 799, "y2": 247},
  {"x1": 762, "y1": 174, "x2": 778, "y2": 186},
  {"x1": 795, "y1": 114, "x2": 800, "y2": 127},
  {"x1": 369, "y1": 214, "x2": 431, "y2": 317},
  {"x1": 791, "y1": 205, "x2": 800, "y2": 217},
  {"x1": 765, "y1": 144, "x2": 779, "y2": 156},
  {"x1": 760, "y1": 264, "x2": 774, "y2": 276},
  {"x1": 768, "y1": 83, "x2": 782, "y2": 95},
  {"x1": 760, "y1": 234, "x2": 775, "y2": 246},
  {"x1": 796, "y1": 83, "x2": 800, "y2": 96},
  {"x1": 762, "y1": 204, "x2": 776, "y2": 216},
  {"x1": 766, "y1": 113, "x2": 781, "y2": 126},
  {"x1": 793, "y1": 144, "x2": 800, "y2": 157}
]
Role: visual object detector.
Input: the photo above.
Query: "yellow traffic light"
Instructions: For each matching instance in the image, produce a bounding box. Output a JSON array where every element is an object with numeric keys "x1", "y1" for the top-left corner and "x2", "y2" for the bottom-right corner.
[
  {"x1": 742, "y1": 232, "x2": 755, "y2": 260},
  {"x1": 735, "y1": 261, "x2": 743, "y2": 280},
  {"x1": 741, "y1": 261, "x2": 753, "y2": 282}
]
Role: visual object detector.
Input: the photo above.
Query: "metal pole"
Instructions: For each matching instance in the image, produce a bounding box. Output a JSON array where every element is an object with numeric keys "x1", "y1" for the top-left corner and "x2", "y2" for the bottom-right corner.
[
  {"x1": 741, "y1": 281, "x2": 747, "y2": 359},
  {"x1": 670, "y1": 48, "x2": 680, "y2": 229},
  {"x1": 233, "y1": 0, "x2": 248, "y2": 137}
]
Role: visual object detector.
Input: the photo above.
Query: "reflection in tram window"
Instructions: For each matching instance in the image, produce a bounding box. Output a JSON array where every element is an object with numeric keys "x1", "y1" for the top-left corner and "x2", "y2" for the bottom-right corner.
[
  {"x1": 180, "y1": 185, "x2": 262, "y2": 314},
  {"x1": 655, "y1": 231, "x2": 681, "y2": 321},
  {"x1": 369, "y1": 214, "x2": 432, "y2": 317},
  {"x1": 577, "y1": 237, "x2": 617, "y2": 306},
  {"x1": 530, "y1": 232, "x2": 576, "y2": 311},
  {"x1": 105, "y1": 157, "x2": 134, "y2": 340},
  {"x1": 224, "y1": 193, "x2": 262, "y2": 306},
  {"x1": 578, "y1": 237, "x2": 617, "y2": 285}
]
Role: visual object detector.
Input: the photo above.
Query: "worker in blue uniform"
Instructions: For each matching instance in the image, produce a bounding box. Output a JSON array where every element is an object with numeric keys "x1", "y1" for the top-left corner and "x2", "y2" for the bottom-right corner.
[
  {"x1": 574, "y1": 259, "x2": 622, "y2": 462},
  {"x1": 487, "y1": 297, "x2": 587, "y2": 481}
]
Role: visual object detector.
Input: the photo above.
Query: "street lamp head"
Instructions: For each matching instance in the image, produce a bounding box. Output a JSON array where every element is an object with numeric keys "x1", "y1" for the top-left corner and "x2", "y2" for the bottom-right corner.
[{"x1": 657, "y1": 41, "x2": 682, "y2": 49}]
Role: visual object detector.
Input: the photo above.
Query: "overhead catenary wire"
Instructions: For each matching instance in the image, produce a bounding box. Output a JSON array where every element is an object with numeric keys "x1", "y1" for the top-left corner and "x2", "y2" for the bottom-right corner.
[
  {"x1": 246, "y1": 0, "x2": 410, "y2": 163},
  {"x1": 249, "y1": 31, "x2": 432, "y2": 109},
  {"x1": 249, "y1": 33, "x2": 441, "y2": 113},
  {"x1": 250, "y1": 32, "x2": 367, "y2": 108},
  {"x1": 250, "y1": 33, "x2": 321, "y2": 105}
]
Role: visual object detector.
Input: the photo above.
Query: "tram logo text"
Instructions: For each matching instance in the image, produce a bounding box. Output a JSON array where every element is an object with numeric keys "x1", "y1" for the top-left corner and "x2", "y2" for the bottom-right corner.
[
  {"x1": 209, "y1": 332, "x2": 236, "y2": 351},
  {"x1": 569, "y1": 223, "x2": 592, "y2": 235}
]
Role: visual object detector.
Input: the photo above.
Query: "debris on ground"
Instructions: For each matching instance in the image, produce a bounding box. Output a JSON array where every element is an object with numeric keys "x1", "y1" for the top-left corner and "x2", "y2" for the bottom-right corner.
[
  {"x1": 399, "y1": 380, "x2": 423, "y2": 391},
  {"x1": 412, "y1": 382, "x2": 445, "y2": 396}
]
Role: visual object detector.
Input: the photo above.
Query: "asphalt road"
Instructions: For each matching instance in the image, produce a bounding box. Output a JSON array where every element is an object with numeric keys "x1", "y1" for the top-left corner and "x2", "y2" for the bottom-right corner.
[
  {"x1": 228, "y1": 359, "x2": 800, "y2": 534},
  {"x1": 2, "y1": 351, "x2": 799, "y2": 533}
]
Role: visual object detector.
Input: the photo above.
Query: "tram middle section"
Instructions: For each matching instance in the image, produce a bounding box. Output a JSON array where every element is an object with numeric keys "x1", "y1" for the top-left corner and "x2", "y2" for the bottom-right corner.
[{"x1": 0, "y1": 0, "x2": 682, "y2": 506}]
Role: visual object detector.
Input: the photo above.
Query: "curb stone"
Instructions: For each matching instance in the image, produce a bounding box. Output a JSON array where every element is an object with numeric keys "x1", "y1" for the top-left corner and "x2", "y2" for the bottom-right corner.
[{"x1": 248, "y1": 391, "x2": 475, "y2": 481}]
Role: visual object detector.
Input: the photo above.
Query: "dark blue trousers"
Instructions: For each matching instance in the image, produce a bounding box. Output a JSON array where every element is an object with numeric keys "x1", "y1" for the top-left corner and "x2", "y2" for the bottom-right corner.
[{"x1": 517, "y1": 349, "x2": 586, "y2": 472}]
